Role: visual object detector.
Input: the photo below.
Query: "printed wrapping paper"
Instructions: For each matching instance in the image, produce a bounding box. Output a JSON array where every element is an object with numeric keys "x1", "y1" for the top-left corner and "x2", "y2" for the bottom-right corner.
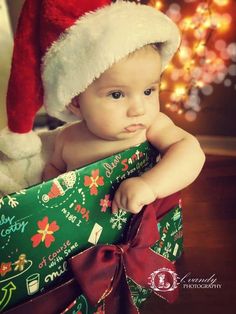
[
  {"x1": 0, "y1": 141, "x2": 160, "y2": 312},
  {"x1": 62, "y1": 204, "x2": 183, "y2": 314}
]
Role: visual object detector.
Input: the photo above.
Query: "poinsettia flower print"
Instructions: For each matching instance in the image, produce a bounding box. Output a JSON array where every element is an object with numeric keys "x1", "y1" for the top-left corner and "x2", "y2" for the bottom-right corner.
[
  {"x1": 84, "y1": 169, "x2": 104, "y2": 195},
  {"x1": 100, "y1": 194, "x2": 111, "y2": 212},
  {"x1": 31, "y1": 216, "x2": 59, "y2": 248}
]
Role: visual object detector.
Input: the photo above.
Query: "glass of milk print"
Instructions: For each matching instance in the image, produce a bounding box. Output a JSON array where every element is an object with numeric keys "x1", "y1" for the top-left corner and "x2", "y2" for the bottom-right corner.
[{"x1": 26, "y1": 273, "x2": 40, "y2": 295}]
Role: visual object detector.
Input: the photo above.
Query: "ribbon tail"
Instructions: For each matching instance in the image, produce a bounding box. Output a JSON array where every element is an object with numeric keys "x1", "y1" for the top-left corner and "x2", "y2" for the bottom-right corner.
[{"x1": 105, "y1": 265, "x2": 139, "y2": 314}]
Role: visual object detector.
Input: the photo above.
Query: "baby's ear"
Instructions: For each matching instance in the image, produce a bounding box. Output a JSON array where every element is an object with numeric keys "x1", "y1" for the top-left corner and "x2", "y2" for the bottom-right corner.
[{"x1": 67, "y1": 96, "x2": 83, "y2": 119}]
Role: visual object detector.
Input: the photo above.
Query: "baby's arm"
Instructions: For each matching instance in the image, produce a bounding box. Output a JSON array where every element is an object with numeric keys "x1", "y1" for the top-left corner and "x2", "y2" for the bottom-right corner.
[
  {"x1": 42, "y1": 130, "x2": 67, "y2": 181},
  {"x1": 112, "y1": 112, "x2": 205, "y2": 213}
]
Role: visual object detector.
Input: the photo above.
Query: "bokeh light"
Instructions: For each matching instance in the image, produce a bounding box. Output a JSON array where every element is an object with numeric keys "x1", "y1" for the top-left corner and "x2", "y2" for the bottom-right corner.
[
  {"x1": 213, "y1": 0, "x2": 229, "y2": 6},
  {"x1": 149, "y1": 0, "x2": 235, "y2": 121},
  {"x1": 228, "y1": 64, "x2": 236, "y2": 76}
]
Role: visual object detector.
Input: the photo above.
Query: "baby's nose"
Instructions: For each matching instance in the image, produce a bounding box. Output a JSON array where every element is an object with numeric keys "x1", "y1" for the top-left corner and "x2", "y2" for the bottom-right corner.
[{"x1": 127, "y1": 99, "x2": 145, "y2": 117}]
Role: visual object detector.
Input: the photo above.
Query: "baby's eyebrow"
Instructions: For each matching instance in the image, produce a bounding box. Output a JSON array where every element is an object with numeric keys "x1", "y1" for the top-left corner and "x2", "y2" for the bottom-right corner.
[
  {"x1": 150, "y1": 79, "x2": 160, "y2": 85},
  {"x1": 97, "y1": 84, "x2": 127, "y2": 91}
]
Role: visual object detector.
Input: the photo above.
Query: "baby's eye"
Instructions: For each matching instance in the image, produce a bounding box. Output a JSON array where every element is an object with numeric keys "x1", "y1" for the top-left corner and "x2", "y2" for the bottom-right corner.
[
  {"x1": 144, "y1": 88, "x2": 155, "y2": 96},
  {"x1": 109, "y1": 91, "x2": 123, "y2": 99}
]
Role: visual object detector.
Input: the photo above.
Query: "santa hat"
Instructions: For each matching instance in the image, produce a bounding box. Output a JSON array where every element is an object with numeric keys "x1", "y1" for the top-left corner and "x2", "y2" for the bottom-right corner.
[{"x1": 0, "y1": 0, "x2": 180, "y2": 159}]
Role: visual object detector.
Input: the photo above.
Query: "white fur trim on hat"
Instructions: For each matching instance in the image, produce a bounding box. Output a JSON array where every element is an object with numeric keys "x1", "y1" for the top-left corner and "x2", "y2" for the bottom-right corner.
[
  {"x1": 0, "y1": 128, "x2": 42, "y2": 159},
  {"x1": 42, "y1": 2, "x2": 181, "y2": 122}
]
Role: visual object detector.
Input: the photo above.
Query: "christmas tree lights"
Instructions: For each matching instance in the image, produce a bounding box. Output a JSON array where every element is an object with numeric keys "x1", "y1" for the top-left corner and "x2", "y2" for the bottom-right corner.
[{"x1": 149, "y1": 0, "x2": 236, "y2": 121}]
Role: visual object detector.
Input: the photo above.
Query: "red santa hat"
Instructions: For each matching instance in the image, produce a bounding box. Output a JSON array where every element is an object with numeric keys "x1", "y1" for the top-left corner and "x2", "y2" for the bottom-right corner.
[{"x1": 0, "y1": 0, "x2": 180, "y2": 159}]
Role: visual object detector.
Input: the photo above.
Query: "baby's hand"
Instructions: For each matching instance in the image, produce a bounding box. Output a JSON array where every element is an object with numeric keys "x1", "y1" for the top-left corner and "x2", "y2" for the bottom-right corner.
[{"x1": 112, "y1": 177, "x2": 156, "y2": 214}]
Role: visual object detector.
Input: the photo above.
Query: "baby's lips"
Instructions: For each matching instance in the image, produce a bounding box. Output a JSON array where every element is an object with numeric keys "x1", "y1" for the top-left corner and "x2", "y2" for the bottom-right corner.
[{"x1": 125, "y1": 124, "x2": 145, "y2": 132}]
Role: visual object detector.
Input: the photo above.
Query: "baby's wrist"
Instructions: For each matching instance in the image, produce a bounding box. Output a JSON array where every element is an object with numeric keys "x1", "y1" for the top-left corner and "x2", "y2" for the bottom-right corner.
[{"x1": 139, "y1": 175, "x2": 158, "y2": 199}]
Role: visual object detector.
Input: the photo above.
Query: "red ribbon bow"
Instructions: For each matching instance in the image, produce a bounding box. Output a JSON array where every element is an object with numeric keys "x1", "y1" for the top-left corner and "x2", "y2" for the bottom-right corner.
[{"x1": 70, "y1": 200, "x2": 179, "y2": 314}]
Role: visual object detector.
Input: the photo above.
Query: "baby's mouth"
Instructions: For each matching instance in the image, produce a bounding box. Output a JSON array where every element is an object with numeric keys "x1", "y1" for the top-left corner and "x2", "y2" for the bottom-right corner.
[{"x1": 124, "y1": 124, "x2": 146, "y2": 133}]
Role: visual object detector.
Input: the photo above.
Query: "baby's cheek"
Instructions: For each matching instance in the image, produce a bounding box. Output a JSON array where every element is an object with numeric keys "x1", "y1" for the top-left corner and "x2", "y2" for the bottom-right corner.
[
  {"x1": 150, "y1": 105, "x2": 159, "y2": 119},
  {"x1": 145, "y1": 111, "x2": 156, "y2": 127},
  {"x1": 92, "y1": 120, "x2": 112, "y2": 134}
]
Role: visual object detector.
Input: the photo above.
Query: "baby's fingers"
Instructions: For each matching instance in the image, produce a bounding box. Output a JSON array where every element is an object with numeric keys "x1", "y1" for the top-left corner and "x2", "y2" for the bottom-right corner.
[
  {"x1": 126, "y1": 199, "x2": 144, "y2": 214},
  {"x1": 112, "y1": 191, "x2": 128, "y2": 214},
  {"x1": 111, "y1": 198, "x2": 119, "y2": 214}
]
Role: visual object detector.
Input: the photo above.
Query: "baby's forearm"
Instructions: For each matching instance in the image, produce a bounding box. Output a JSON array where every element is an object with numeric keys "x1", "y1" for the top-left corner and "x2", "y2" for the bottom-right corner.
[
  {"x1": 142, "y1": 136, "x2": 205, "y2": 198},
  {"x1": 42, "y1": 163, "x2": 63, "y2": 181}
]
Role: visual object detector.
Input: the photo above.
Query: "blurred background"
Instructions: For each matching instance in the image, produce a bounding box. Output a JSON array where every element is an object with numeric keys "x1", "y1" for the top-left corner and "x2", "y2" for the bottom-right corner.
[{"x1": 0, "y1": 0, "x2": 236, "y2": 154}]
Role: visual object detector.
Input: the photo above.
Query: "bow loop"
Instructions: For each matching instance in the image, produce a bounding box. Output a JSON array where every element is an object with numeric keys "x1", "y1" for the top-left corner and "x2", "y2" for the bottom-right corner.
[{"x1": 70, "y1": 244, "x2": 121, "y2": 305}]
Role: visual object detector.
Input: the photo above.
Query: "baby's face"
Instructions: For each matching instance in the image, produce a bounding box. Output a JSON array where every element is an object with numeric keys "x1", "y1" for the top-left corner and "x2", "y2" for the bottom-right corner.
[{"x1": 77, "y1": 45, "x2": 162, "y2": 141}]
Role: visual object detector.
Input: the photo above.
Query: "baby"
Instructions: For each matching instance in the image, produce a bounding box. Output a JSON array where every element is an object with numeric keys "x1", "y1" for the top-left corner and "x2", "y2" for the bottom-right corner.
[
  {"x1": 43, "y1": 43, "x2": 205, "y2": 213},
  {"x1": 0, "y1": 1, "x2": 205, "y2": 209}
]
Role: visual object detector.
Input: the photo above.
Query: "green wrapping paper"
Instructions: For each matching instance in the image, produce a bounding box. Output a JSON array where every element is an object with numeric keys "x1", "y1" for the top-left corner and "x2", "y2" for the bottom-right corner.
[{"x1": 0, "y1": 141, "x2": 183, "y2": 313}]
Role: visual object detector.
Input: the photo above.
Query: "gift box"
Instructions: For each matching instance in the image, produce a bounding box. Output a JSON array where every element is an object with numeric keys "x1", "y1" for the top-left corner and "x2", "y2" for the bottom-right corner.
[{"x1": 0, "y1": 141, "x2": 183, "y2": 313}]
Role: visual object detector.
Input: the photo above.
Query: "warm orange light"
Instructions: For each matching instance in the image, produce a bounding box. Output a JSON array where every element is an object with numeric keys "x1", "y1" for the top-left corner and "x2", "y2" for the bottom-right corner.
[
  {"x1": 164, "y1": 63, "x2": 174, "y2": 72},
  {"x1": 195, "y1": 81, "x2": 204, "y2": 88},
  {"x1": 194, "y1": 28, "x2": 207, "y2": 40},
  {"x1": 205, "y1": 58, "x2": 212, "y2": 64},
  {"x1": 213, "y1": 0, "x2": 230, "y2": 6},
  {"x1": 183, "y1": 60, "x2": 195, "y2": 71},
  {"x1": 211, "y1": 13, "x2": 222, "y2": 28},
  {"x1": 171, "y1": 86, "x2": 186, "y2": 101},
  {"x1": 212, "y1": 13, "x2": 231, "y2": 32},
  {"x1": 179, "y1": 46, "x2": 192, "y2": 61},
  {"x1": 155, "y1": 1, "x2": 163, "y2": 10},
  {"x1": 219, "y1": 13, "x2": 232, "y2": 32},
  {"x1": 196, "y1": 3, "x2": 209, "y2": 14},
  {"x1": 176, "y1": 86, "x2": 186, "y2": 95},
  {"x1": 203, "y1": 18, "x2": 212, "y2": 29},
  {"x1": 169, "y1": 104, "x2": 178, "y2": 112},
  {"x1": 181, "y1": 17, "x2": 195, "y2": 30},
  {"x1": 160, "y1": 80, "x2": 167, "y2": 90},
  {"x1": 195, "y1": 41, "x2": 206, "y2": 55}
]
